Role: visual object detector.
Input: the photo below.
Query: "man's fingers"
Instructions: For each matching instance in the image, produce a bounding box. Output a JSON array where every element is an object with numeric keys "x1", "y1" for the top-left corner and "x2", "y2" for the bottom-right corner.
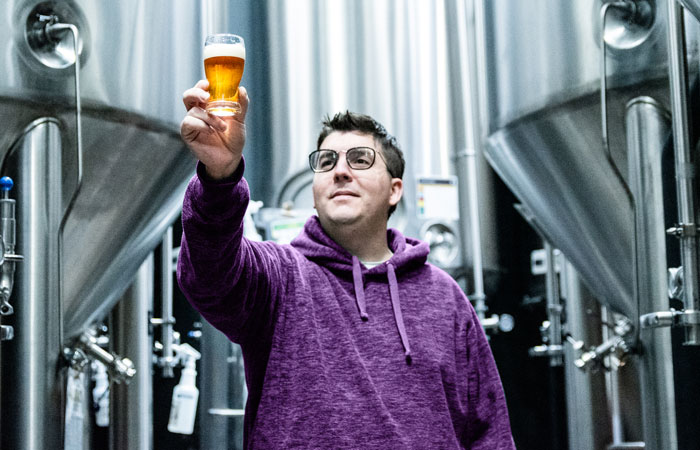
[
  {"x1": 183, "y1": 89, "x2": 210, "y2": 111},
  {"x1": 190, "y1": 106, "x2": 227, "y2": 131},
  {"x1": 183, "y1": 80, "x2": 211, "y2": 110},
  {"x1": 181, "y1": 108, "x2": 226, "y2": 139},
  {"x1": 235, "y1": 86, "x2": 250, "y2": 122},
  {"x1": 180, "y1": 116, "x2": 208, "y2": 142}
]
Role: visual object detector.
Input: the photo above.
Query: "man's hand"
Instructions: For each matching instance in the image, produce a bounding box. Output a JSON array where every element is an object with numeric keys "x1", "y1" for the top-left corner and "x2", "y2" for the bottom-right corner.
[{"x1": 180, "y1": 80, "x2": 249, "y2": 180}]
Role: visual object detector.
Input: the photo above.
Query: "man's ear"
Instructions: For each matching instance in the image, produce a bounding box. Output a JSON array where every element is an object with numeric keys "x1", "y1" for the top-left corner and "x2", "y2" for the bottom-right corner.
[{"x1": 389, "y1": 178, "x2": 403, "y2": 206}]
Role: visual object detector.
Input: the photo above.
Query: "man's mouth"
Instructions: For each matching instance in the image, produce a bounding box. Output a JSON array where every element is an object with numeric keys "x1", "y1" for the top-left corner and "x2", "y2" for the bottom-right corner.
[{"x1": 331, "y1": 190, "x2": 358, "y2": 199}]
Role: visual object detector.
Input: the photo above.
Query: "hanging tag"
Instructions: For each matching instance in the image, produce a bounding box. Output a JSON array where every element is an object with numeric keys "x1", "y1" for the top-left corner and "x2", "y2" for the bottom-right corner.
[
  {"x1": 64, "y1": 367, "x2": 85, "y2": 450},
  {"x1": 91, "y1": 361, "x2": 110, "y2": 427}
]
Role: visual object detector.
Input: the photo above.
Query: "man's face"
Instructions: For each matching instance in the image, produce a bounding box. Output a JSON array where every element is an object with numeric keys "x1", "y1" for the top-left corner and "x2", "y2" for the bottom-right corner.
[{"x1": 312, "y1": 131, "x2": 402, "y2": 231}]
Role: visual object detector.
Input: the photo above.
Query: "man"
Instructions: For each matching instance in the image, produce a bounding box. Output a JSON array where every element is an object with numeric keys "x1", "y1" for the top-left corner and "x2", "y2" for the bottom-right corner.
[{"x1": 177, "y1": 80, "x2": 516, "y2": 449}]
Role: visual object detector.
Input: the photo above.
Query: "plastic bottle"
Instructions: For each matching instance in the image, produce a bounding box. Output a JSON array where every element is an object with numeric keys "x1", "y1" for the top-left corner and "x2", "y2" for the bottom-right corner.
[{"x1": 167, "y1": 344, "x2": 200, "y2": 434}]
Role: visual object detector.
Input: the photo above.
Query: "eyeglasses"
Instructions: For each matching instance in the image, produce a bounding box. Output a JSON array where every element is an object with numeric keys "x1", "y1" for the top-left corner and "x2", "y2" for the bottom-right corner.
[{"x1": 308, "y1": 147, "x2": 388, "y2": 173}]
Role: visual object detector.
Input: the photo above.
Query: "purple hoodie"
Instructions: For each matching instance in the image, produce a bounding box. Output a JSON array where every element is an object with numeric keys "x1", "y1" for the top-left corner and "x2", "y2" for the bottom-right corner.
[{"x1": 177, "y1": 160, "x2": 515, "y2": 449}]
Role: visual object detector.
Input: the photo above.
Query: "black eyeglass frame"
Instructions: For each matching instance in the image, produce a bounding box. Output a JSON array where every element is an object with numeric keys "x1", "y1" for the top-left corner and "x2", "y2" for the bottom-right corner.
[{"x1": 308, "y1": 147, "x2": 390, "y2": 174}]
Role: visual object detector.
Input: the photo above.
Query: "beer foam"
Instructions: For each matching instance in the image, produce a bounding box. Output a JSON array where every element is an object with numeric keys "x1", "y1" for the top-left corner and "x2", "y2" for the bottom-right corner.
[{"x1": 204, "y1": 43, "x2": 246, "y2": 60}]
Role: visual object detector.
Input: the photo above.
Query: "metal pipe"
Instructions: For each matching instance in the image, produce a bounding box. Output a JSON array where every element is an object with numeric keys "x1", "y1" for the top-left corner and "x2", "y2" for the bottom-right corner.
[
  {"x1": 472, "y1": 0, "x2": 489, "y2": 140},
  {"x1": 599, "y1": 0, "x2": 643, "y2": 346},
  {"x1": 599, "y1": 4, "x2": 646, "y2": 346},
  {"x1": 75, "y1": 330, "x2": 136, "y2": 383},
  {"x1": 110, "y1": 254, "x2": 154, "y2": 450},
  {"x1": 545, "y1": 243, "x2": 563, "y2": 367},
  {"x1": 57, "y1": 22, "x2": 83, "y2": 346},
  {"x1": 0, "y1": 312, "x2": 3, "y2": 450},
  {"x1": 599, "y1": 0, "x2": 639, "y2": 216},
  {"x1": 668, "y1": 0, "x2": 700, "y2": 344},
  {"x1": 455, "y1": 0, "x2": 486, "y2": 319},
  {"x1": 600, "y1": 1, "x2": 629, "y2": 163},
  {"x1": 601, "y1": 307, "x2": 624, "y2": 446},
  {"x1": 199, "y1": 320, "x2": 235, "y2": 450},
  {"x1": 561, "y1": 261, "x2": 610, "y2": 450},
  {"x1": 160, "y1": 227, "x2": 175, "y2": 378},
  {"x1": 466, "y1": 150, "x2": 486, "y2": 318},
  {"x1": 599, "y1": 0, "x2": 653, "y2": 166},
  {"x1": 0, "y1": 119, "x2": 63, "y2": 450},
  {"x1": 626, "y1": 96, "x2": 678, "y2": 450},
  {"x1": 35, "y1": 18, "x2": 85, "y2": 226},
  {"x1": 47, "y1": 23, "x2": 83, "y2": 197},
  {"x1": 35, "y1": 17, "x2": 85, "y2": 346}
]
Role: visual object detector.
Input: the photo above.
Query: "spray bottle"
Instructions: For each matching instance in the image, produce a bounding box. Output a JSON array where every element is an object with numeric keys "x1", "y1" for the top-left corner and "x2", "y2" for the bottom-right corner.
[{"x1": 167, "y1": 342, "x2": 201, "y2": 435}]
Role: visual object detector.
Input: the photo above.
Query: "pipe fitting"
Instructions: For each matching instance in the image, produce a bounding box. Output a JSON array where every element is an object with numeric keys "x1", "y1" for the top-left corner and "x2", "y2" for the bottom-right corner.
[
  {"x1": 569, "y1": 316, "x2": 634, "y2": 371},
  {"x1": 24, "y1": 3, "x2": 89, "y2": 71},
  {"x1": 68, "y1": 330, "x2": 136, "y2": 384},
  {"x1": 528, "y1": 344, "x2": 564, "y2": 358},
  {"x1": 640, "y1": 308, "x2": 700, "y2": 328},
  {"x1": 574, "y1": 335, "x2": 631, "y2": 371},
  {"x1": 480, "y1": 313, "x2": 515, "y2": 333},
  {"x1": 0, "y1": 324, "x2": 13, "y2": 341}
]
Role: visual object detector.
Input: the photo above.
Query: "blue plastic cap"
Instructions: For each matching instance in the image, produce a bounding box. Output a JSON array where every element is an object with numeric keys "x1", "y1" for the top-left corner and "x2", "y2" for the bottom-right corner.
[{"x1": 0, "y1": 177, "x2": 13, "y2": 191}]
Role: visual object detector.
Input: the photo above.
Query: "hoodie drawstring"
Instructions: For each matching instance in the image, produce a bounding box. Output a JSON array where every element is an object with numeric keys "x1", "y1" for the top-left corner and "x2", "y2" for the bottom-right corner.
[
  {"x1": 351, "y1": 256, "x2": 412, "y2": 364},
  {"x1": 351, "y1": 256, "x2": 369, "y2": 321},
  {"x1": 387, "y1": 263, "x2": 412, "y2": 363}
]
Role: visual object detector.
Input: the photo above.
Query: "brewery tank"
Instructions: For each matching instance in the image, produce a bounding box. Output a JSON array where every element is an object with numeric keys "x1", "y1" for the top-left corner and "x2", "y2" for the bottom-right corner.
[
  {"x1": 0, "y1": 1, "x2": 232, "y2": 448},
  {"x1": 255, "y1": 0, "x2": 501, "y2": 279},
  {"x1": 480, "y1": 0, "x2": 674, "y2": 319},
  {"x1": 477, "y1": 0, "x2": 690, "y2": 448},
  {"x1": 0, "y1": 0, "x2": 204, "y2": 339}
]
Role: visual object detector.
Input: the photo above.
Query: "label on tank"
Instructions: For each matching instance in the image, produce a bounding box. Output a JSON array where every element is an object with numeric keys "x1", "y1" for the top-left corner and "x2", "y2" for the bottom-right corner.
[{"x1": 416, "y1": 176, "x2": 459, "y2": 221}]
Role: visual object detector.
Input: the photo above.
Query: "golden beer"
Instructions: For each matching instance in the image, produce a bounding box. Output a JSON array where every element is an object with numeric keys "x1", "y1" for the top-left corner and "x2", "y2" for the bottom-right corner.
[{"x1": 204, "y1": 35, "x2": 245, "y2": 116}]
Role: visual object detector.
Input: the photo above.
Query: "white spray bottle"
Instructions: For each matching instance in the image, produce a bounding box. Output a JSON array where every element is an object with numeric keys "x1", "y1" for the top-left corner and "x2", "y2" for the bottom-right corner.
[{"x1": 167, "y1": 343, "x2": 201, "y2": 435}]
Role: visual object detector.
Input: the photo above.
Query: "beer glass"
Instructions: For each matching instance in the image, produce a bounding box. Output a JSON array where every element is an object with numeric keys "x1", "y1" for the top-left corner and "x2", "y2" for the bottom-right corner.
[{"x1": 204, "y1": 34, "x2": 245, "y2": 116}]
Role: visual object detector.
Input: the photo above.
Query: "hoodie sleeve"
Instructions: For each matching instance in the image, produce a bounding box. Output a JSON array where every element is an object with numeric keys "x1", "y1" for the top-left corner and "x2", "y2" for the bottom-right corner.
[
  {"x1": 462, "y1": 304, "x2": 516, "y2": 450},
  {"x1": 176, "y1": 159, "x2": 287, "y2": 344}
]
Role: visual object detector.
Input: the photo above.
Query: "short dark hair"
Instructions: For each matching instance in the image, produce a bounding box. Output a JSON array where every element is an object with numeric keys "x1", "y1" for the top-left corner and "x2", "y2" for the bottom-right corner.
[{"x1": 317, "y1": 111, "x2": 405, "y2": 217}]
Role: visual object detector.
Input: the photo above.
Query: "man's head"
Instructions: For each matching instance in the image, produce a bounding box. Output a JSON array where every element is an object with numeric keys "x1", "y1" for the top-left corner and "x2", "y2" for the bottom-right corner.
[
  {"x1": 311, "y1": 112, "x2": 405, "y2": 232},
  {"x1": 316, "y1": 112, "x2": 405, "y2": 190}
]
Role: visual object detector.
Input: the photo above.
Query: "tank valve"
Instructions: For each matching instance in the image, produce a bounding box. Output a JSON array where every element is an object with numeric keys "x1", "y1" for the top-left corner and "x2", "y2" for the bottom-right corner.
[
  {"x1": 0, "y1": 177, "x2": 24, "y2": 342},
  {"x1": 640, "y1": 308, "x2": 700, "y2": 328},
  {"x1": 574, "y1": 335, "x2": 631, "y2": 371},
  {"x1": 151, "y1": 324, "x2": 180, "y2": 378},
  {"x1": 573, "y1": 317, "x2": 634, "y2": 371},
  {"x1": 528, "y1": 320, "x2": 564, "y2": 364},
  {"x1": 26, "y1": 13, "x2": 82, "y2": 69},
  {"x1": 65, "y1": 329, "x2": 136, "y2": 384},
  {"x1": 28, "y1": 14, "x2": 64, "y2": 49},
  {"x1": 640, "y1": 265, "x2": 700, "y2": 345}
]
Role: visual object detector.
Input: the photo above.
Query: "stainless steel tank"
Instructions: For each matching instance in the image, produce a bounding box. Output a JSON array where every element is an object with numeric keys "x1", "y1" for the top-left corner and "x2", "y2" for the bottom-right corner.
[
  {"x1": 0, "y1": 1, "x2": 231, "y2": 448},
  {"x1": 258, "y1": 0, "x2": 501, "y2": 277},
  {"x1": 1, "y1": 0, "x2": 203, "y2": 340},
  {"x1": 476, "y1": 0, "x2": 687, "y2": 448},
  {"x1": 480, "y1": 0, "x2": 675, "y2": 319}
]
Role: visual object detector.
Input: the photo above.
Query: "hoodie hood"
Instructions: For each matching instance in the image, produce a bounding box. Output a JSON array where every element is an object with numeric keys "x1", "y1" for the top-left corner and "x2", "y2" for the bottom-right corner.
[
  {"x1": 290, "y1": 216, "x2": 430, "y2": 274},
  {"x1": 291, "y1": 216, "x2": 430, "y2": 363}
]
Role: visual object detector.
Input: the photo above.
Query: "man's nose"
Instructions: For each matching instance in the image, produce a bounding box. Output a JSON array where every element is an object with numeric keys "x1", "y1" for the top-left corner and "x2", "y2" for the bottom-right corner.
[{"x1": 333, "y1": 156, "x2": 352, "y2": 181}]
